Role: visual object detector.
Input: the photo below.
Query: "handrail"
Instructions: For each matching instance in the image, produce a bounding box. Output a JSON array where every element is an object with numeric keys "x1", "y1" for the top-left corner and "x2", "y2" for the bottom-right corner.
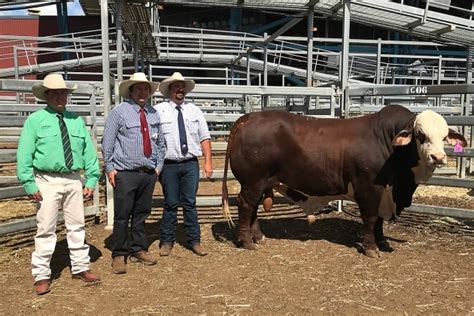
[
  {"x1": 0, "y1": 25, "x2": 469, "y2": 85},
  {"x1": 154, "y1": 25, "x2": 469, "y2": 86}
]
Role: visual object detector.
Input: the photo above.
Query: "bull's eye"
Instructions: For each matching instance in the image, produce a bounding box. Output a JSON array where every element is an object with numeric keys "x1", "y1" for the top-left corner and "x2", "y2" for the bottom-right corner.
[{"x1": 417, "y1": 132, "x2": 426, "y2": 144}]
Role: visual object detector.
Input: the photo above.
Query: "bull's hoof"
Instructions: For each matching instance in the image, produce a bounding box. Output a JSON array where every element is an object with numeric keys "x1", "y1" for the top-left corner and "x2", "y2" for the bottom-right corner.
[
  {"x1": 253, "y1": 235, "x2": 266, "y2": 245},
  {"x1": 376, "y1": 240, "x2": 394, "y2": 252},
  {"x1": 364, "y1": 248, "x2": 381, "y2": 258},
  {"x1": 242, "y1": 242, "x2": 259, "y2": 250},
  {"x1": 356, "y1": 242, "x2": 380, "y2": 258}
]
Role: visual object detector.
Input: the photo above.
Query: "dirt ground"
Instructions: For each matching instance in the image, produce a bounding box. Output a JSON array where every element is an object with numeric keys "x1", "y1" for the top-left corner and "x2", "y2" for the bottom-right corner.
[
  {"x1": 0, "y1": 209, "x2": 473, "y2": 315},
  {"x1": 0, "y1": 157, "x2": 473, "y2": 314}
]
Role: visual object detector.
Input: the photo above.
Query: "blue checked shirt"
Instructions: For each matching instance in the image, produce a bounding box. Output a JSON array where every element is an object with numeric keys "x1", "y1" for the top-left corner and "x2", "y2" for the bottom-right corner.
[
  {"x1": 102, "y1": 100, "x2": 166, "y2": 173},
  {"x1": 154, "y1": 100, "x2": 211, "y2": 161}
]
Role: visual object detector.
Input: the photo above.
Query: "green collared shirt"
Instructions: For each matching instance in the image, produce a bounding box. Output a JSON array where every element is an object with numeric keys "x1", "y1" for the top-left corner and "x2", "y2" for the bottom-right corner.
[{"x1": 17, "y1": 106, "x2": 100, "y2": 194}]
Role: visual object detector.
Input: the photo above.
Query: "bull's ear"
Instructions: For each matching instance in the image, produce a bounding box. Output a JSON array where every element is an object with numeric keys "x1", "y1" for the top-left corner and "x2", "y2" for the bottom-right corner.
[
  {"x1": 392, "y1": 130, "x2": 412, "y2": 146},
  {"x1": 447, "y1": 128, "x2": 467, "y2": 147}
]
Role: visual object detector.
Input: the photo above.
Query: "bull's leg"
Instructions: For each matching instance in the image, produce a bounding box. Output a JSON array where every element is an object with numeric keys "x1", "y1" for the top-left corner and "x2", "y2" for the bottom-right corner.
[
  {"x1": 355, "y1": 185, "x2": 383, "y2": 258},
  {"x1": 374, "y1": 217, "x2": 394, "y2": 252},
  {"x1": 236, "y1": 188, "x2": 262, "y2": 250},
  {"x1": 360, "y1": 215, "x2": 380, "y2": 258},
  {"x1": 250, "y1": 216, "x2": 265, "y2": 245}
]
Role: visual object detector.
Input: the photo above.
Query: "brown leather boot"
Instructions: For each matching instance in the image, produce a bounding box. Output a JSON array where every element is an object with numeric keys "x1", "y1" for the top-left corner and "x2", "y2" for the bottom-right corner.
[
  {"x1": 159, "y1": 243, "x2": 173, "y2": 257},
  {"x1": 130, "y1": 250, "x2": 157, "y2": 266},
  {"x1": 72, "y1": 270, "x2": 101, "y2": 284},
  {"x1": 34, "y1": 279, "x2": 51, "y2": 295},
  {"x1": 112, "y1": 256, "x2": 127, "y2": 274},
  {"x1": 191, "y1": 243, "x2": 208, "y2": 256}
]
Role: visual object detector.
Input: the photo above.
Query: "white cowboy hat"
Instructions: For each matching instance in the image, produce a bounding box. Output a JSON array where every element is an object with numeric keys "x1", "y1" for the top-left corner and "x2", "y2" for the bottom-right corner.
[
  {"x1": 32, "y1": 73, "x2": 77, "y2": 101},
  {"x1": 119, "y1": 72, "x2": 160, "y2": 99},
  {"x1": 159, "y1": 72, "x2": 195, "y2": 98}
]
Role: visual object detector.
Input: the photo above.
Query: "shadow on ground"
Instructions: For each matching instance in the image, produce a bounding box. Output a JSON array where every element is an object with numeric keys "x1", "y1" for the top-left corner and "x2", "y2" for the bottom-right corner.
[
  {"x1": 103, "y1": 220, "x2": 203, "y2": 254},
  {"x1": 211, "y1": 217, "x2": 365, "y2": 250},
  {"x1": 50, "y1": 240, "x2": 102, "y2": 280}
]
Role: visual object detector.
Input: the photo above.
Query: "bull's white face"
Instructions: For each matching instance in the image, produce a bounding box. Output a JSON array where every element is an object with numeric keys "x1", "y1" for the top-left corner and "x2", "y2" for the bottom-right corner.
[
  {"x1": 414, "y1": 110, "x2": 449, "y2": 169},
  {"x1": 392, "y1": 110, "x2": 466, "y2": 184}
]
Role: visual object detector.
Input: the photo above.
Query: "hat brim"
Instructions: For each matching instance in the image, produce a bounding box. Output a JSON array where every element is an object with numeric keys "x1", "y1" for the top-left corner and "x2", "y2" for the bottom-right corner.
[
  {"x1": 119, "y1": 80, "x2": 160, "y2": 99},
  {"x1": 158, "y1": 79, "x2": 195, "y2": 98},
  {"x1": 32, "y1": 83, "x2": 77, "y2": 102}
]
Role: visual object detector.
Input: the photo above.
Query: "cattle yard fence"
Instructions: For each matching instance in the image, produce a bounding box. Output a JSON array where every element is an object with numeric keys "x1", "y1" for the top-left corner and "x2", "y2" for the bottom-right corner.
[{"x1": 0, "y1": 79, "x2": 473, "y2": 236}]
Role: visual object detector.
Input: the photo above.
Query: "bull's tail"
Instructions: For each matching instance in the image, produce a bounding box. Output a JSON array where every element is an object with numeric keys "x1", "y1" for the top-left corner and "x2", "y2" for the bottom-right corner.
[
  {"x1": 222, "y1": 117, "x2": 247, "y2": 226},
  {"x1": 221, "y1": 146, "x2": 234, "y2": 226},
  {"x1": 221, "y1": 133, "x2": 234, "y2": 226}
]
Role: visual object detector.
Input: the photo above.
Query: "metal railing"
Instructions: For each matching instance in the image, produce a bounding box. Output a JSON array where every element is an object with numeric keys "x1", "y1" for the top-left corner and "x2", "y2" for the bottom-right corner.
[{"x1": 1, "y1": 25, "x2": 470, "y2": 89}]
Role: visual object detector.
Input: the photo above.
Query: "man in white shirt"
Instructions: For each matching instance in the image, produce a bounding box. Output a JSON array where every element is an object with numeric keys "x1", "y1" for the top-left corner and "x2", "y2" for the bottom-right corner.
[{"x1": 154, "y1": 72, "x2": 213, "y2": 256}]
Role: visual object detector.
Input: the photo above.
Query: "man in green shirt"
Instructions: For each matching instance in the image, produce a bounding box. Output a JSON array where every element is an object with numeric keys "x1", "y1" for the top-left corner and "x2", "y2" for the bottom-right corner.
[{"x1": 17, "y1": 73, "x2": 101, "y2": 295}]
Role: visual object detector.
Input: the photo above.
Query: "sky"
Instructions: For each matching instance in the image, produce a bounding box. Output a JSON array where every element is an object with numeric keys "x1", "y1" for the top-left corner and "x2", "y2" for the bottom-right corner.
[{"x1": 0, "y1": 0, "x2": 84, "y2": 16}]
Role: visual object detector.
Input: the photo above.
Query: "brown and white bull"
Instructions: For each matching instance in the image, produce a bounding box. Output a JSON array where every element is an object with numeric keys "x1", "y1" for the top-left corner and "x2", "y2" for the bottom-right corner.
[{"x1": 221, "y1": 105, "x2": 466, "y2": 257}]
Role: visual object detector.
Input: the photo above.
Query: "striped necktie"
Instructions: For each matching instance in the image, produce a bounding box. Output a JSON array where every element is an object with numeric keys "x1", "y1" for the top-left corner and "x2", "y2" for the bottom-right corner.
[
  {"x1": 176, "y1": 105, "x2": 188, "y2": 155},
  {"x1": 57, "y1": 113, "x2": 73, "y2": 169}
]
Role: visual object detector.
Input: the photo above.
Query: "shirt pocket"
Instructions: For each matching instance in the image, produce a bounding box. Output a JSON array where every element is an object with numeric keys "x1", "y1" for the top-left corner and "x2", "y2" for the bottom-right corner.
[
  {"x1": 69, "y1": 129, "x2": 86, "y2": 152},
  {"x1": 159, "y1": 117, "x2": 173, "y2": 135},
  {"x1": 186, "y1": 118, "x2": 200, "y2": 135},
  {"x1": 148, "y1": 115, "x2": 160, "y2": 140},
  {"x1": 124, "y1": 120, "x2": 141, "y2": 138},
  {"x1": 37, "y1": 128, "x2": 58, "y2": 146}
]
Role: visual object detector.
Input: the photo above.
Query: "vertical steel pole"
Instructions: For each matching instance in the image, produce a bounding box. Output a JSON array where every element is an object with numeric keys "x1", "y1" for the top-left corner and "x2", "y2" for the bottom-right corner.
[
  {"x1": 14, "y1": 47, "x2": 20, "y2": 103},
  {"x1": 101, "y1": 0, "x2": 113, "y2": 229},
  {"x1": 465, "y1": 46, "x2": 473, "y2": 173},
  {"x1": 263, "y1": 32, "x2": 268, "y2": 87},
  {"x1": 376, "y1": 38, "x2": 382, "y2": 105},
  {"x1": 306, "y1": 6, "x2": 314, "y2": 113},
  {"x1": 341, "y1": 0, "x2": 351, "y2": 118},
  {"x1": 263, "y1": 33, "x2": 268, "y2": 108},
  {"x1": 436, "y1": 55, "x2": 442, "y2": 106},
  {"x1": 116, "y1": 0, "x2": 123, "y2": 83},
  {"x1": 307, "y1": 6, "x2": 314, "y2": 87}
]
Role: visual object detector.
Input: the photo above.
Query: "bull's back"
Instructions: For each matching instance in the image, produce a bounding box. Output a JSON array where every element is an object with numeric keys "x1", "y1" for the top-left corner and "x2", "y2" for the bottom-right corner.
[{"x1": 228, "y1": 111, "x2": 375, "y2": 194}]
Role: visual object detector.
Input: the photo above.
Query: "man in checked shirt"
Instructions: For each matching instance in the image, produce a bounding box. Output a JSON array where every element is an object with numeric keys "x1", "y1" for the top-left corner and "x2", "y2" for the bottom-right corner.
[{"x1": 102, "y1": 72, "x2": 165, "y2": 274}]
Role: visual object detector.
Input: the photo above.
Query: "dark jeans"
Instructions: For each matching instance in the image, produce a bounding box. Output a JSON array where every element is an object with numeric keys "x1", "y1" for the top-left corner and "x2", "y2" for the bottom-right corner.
[
  {"x1": 111, "y1": 170, "x2": 157, "y2": 257},
  {"x1": 159, "y1": 159, "x2": 200, "y2": 246}
]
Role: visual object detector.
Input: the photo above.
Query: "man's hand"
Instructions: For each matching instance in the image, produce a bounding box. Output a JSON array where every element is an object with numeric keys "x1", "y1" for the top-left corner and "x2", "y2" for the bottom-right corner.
[
  {"x1": 204, "y1": 161, "x2": 213, "y2": 179},
  {"x1": 28, "y1": 191, "x2": 42, "y2": 202},
  {"x1": 83, "y1": 187, "x2": 94, "y2": 200},
  {"x1": 155, "y1": 168, "x2": 160, "y2": 176},
  {"x1": 107, "y1": 170, "x2": 118, "y2": 187}
]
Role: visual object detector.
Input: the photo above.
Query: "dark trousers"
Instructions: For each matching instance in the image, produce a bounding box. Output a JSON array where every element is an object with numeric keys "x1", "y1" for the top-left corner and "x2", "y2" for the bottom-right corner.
[
  {"x1": 111, "y1": 171, "x2": 157, "y2": 257},
  {"x1": 159, "y1": 159, "x2": 200, "y2": 246}
]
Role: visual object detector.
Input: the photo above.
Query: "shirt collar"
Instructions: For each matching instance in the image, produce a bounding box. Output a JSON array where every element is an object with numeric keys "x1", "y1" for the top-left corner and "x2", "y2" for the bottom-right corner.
[
  {"x1": 127, "y1": 99, "x2": 153, "y2": 113},
  {"x1": 169, "y1": 100, "x2": 185, "y2": 110},
  {"x1": 45, "y1": 106, "x2": 69, "y2": 117}
]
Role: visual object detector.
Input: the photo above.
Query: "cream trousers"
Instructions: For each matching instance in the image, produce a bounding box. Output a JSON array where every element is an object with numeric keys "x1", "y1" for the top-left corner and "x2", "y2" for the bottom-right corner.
[{"x1": 32, "y1": 172, "x2": 90, "y2": 282}]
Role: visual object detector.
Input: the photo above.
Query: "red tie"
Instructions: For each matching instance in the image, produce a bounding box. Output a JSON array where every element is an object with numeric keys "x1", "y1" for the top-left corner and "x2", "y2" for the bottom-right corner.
[{"x1": 139, "y1": 108, "x2": 152, "y2": 157}]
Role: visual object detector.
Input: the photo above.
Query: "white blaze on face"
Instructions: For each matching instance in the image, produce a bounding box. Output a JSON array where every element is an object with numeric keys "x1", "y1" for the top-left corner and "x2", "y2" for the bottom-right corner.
[{"x1": 413, "y1": 110, "x2": 449, "y2": 182}]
